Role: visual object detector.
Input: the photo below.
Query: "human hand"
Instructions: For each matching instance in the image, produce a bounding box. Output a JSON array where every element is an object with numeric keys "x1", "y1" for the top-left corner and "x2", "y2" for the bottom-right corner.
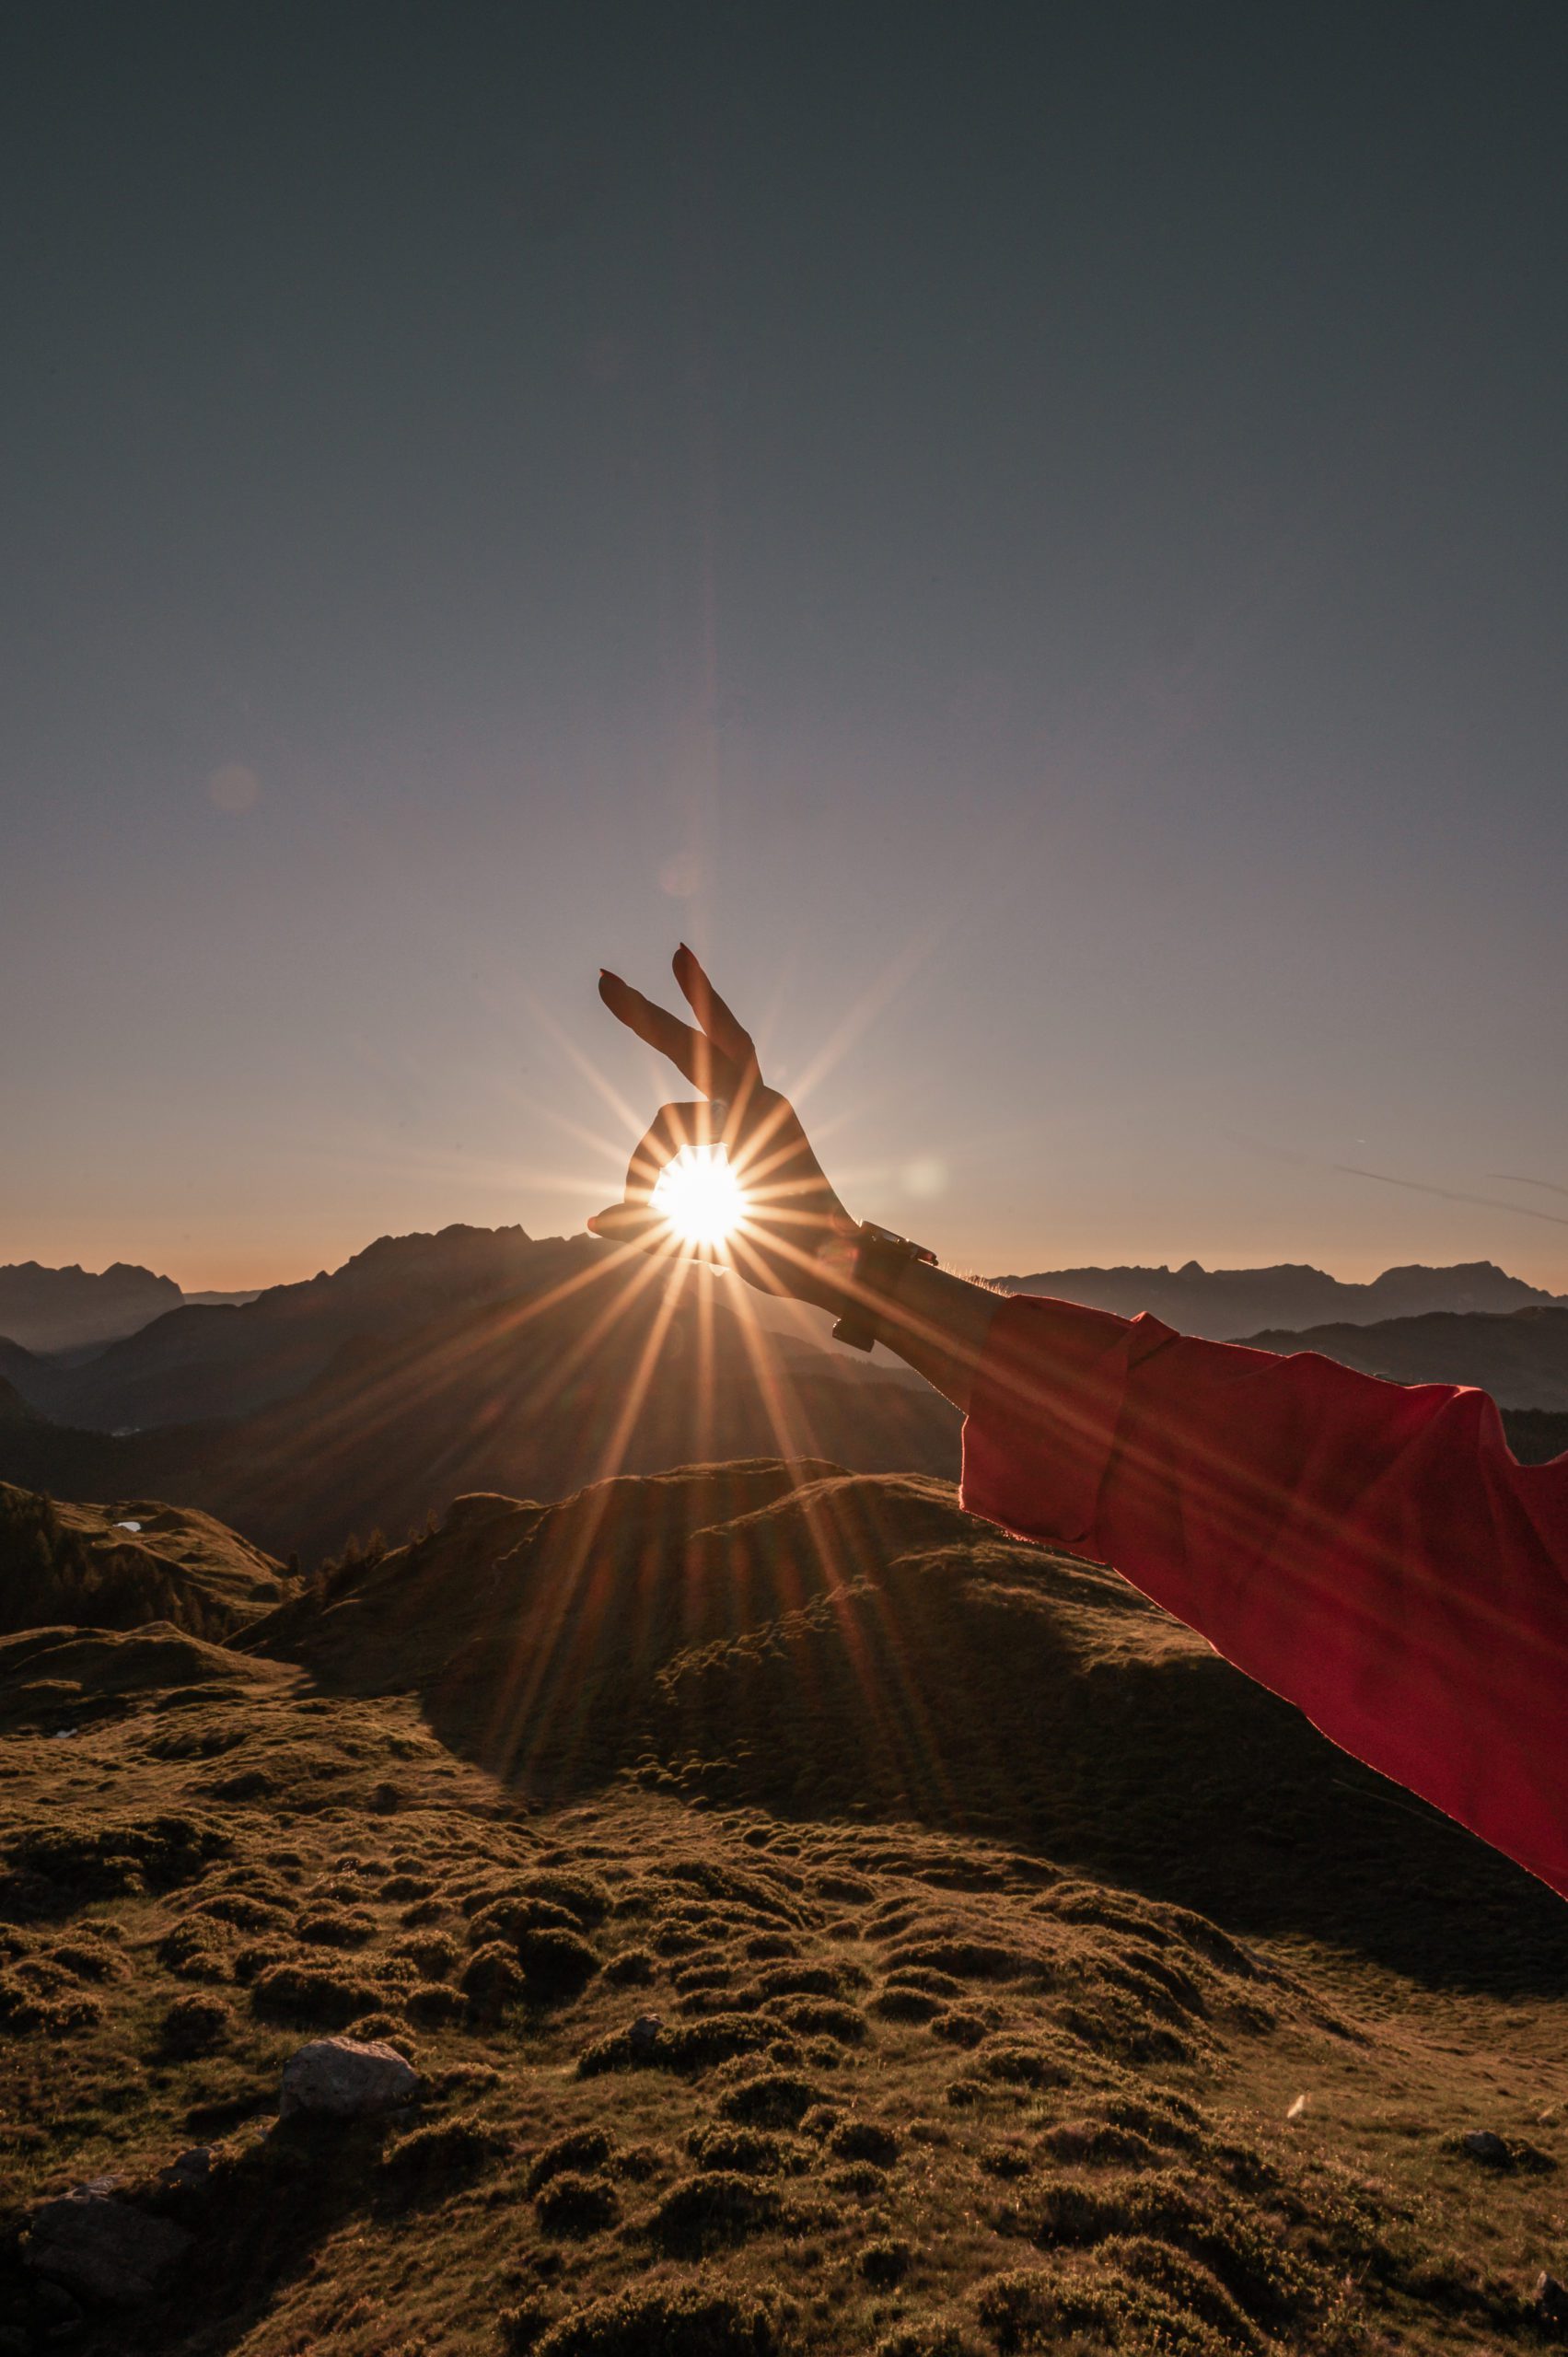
[{"x1": 588, "y1": 945, "x2": 857, "y2": 1308}]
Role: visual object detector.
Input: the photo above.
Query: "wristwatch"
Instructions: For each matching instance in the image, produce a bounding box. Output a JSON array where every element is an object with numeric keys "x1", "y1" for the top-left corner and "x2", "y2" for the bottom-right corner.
[{"x1": 827, "y1": 1221, "x2": 938, "y2": 1352}]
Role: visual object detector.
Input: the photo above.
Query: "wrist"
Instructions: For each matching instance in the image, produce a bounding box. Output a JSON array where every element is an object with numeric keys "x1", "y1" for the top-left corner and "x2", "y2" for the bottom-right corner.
[{"x1": 822, "y1": 1221, "x2": 938, "y2": 1353}]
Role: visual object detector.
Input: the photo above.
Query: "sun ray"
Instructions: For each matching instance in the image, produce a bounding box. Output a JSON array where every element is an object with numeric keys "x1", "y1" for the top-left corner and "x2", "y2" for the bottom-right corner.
[{"x1": 480, "y1": 1255, "x2": 700, "y2": 1771}]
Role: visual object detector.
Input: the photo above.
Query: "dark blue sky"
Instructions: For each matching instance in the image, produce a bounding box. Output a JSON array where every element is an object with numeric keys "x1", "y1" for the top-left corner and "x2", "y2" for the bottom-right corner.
[{"x1": 4, "y1": 3, "x2": 1566, "y2": 1286}]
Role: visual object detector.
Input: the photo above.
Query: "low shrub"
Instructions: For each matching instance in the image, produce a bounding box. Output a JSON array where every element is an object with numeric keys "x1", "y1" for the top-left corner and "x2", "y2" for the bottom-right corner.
[
  {"x1": 830, "y1": 2118, "x2": 898, "y2": 2167},
  {"x1": 394, "y1": 1930, "x2": 460, "y2": 1979},
  {"x1": 462, "y1": 1942, "x2": 528, "y2": 2017},
  {"x1": 772, "y1": 1997, "x2": 865, "y2": 2044},
  {"x1": 296, "y1": 1906, "x2": 377, "y2": 1948},
  {"x1": 645, "y1": 2170, "x2": 780, "y2": 2256},
  {"x1": 536, "y1": 2170, "x2": 621, "y2": 2236},
  {"x1": 715, "y1": 2071, "x2": 819, "y2": 2128},
  {"x1": 532, "y1": 2283, "x2": 781, "y2": 2357},
  {"x1": 0, "y1": 1965, "x2": 103, "y2": 2036},
  {"x1": 250, "y1": 1960, "x2": 384, "y2": 2026},
  {"x1": 405, "y1": 1980, "x2": 467, "y2": 2026},
  {"x1": 160, "y1": 1991, "x2": 234, "y2": 2057},
  {"x1": 380, "y1": 2113, "x2": 509, "y2": 2200},
  {"x1": 517, "y1": 1926, "x2": 599, "y2": 2001},
  {"x1": 688, "y1": 2126, "x2": 787, "y2": 2176},
  {"x1": 528, "y1": 2129, "x2": 615, "y2": 2193}
]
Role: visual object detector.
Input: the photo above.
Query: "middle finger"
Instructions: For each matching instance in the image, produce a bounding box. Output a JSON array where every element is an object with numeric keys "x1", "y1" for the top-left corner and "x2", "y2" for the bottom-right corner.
[{"x1": 598, "y1": 970, "x2": 739, "y2": 1098}]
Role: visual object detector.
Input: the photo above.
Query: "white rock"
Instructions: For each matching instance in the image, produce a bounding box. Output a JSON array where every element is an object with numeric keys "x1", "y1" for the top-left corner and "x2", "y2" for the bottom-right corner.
[{"x1": 279, "y1": 2036, "x2": 421, "y2": 2119}]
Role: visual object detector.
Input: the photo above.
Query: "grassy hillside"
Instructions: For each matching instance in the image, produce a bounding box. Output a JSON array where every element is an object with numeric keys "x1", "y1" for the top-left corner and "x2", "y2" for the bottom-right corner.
[
  {"x1": 0, "y1": 1484, "x2": 296, "y2": 1641},
  {"x1": 1, "y1": 1461, "x2": 1564, "y2": 2357}
]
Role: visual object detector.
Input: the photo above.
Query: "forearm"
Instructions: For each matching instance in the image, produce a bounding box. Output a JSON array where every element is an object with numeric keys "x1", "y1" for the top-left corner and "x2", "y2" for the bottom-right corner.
[{"x1": 863, "y1": 1259, "x2": 1005, "y2": 1414}]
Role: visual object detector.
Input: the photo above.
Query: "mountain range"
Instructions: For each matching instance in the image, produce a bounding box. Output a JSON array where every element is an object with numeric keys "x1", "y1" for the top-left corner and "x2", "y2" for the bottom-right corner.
[
  {"x1": 0, "y1": 1260, "x2": 181, "y2": 1353},
  {"x1": 1239, "y1": 1306, "x2": 1568, "y2": 1411},
  {"x1": 0, "y1": 1227, "x2": 1563, "y2": 1570},
  {"x1": 0, "y1": 1259, "x2": 259, "y2": 1355},
  {"x1": 995, "y1": 1257, "x2": 1568, "y2": 1341},
  {"x1": 0, "y1": 1231, "x2": 960, "y2": 1563}
]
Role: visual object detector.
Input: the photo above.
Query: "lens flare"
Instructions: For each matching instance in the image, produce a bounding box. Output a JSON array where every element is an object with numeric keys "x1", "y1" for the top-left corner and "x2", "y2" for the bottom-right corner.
[{"x1": 650, "y1": 1143, "x2": 748, "y2": 1249}]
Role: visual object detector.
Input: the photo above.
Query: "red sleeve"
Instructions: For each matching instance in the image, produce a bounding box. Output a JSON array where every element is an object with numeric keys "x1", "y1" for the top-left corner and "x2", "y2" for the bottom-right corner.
[{"x1": 960, "y1": 1293, "x2": 1568, "y2": 1900}]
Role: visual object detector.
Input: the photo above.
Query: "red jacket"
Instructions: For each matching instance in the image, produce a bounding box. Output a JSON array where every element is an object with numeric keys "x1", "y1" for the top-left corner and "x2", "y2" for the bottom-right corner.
[{"x1": 960, "y1": 1295, "x2": 1568, "y2": 1900}]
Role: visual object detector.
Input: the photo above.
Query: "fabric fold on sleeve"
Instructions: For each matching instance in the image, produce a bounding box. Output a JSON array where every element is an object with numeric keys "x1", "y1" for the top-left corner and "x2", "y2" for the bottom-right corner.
[
  {"x1": 959, "y1": 1290, "x2": 1568, "y2": 1903},
  {"x1": 960, "y1": 1293, "x2": 1167, "y2": 1549}
]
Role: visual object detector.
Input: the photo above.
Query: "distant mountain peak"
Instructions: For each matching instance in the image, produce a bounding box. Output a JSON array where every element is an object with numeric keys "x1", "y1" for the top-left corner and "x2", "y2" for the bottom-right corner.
[
  {"x1": 0, "y1": 1260, "x2": 180, "y2": 1354},
  {"x1": 991, "y1": 1257, "x2": 1566, "y2": 1342}
]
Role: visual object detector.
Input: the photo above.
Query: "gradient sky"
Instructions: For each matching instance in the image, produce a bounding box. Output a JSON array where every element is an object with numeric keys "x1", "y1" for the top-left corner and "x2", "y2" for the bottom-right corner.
[{"x1": 4, "y1": 3, "x2": 1566, "y2": 1292}]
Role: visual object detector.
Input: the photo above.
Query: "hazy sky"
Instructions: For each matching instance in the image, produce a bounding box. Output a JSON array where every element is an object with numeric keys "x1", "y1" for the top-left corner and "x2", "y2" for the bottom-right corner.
[{"x1": 4, "y1": 3, "x2": 1566, "y2": 1292}]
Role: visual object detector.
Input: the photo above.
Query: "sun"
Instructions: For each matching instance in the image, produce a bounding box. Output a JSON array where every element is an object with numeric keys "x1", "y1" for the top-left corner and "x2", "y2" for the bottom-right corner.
[{"x1": 649, "y1": 1142, "x2": 749, "y2": 1249}]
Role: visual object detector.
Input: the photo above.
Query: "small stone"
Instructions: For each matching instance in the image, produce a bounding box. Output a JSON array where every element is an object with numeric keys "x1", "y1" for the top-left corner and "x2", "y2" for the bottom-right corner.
[
  {"x1": 157, "y1": 2146, "x2": 214, "y2": 2189},
  {"x1": 279, "y1": 2036, "x2": 421, "y2": 2120},
  {"x1": 1461, "y1": 2129, "x2": 1510, "y2": 2165},
  {"x1": 1536, "y1": 2272, "x2": 1568, "y2": 2328},
  {"x1": 24, "y1": 2186, "x2": 192, "y2": 2305},
  {"x1": 629, "y1": 2014, "x2": 663, "y2": 2057}
]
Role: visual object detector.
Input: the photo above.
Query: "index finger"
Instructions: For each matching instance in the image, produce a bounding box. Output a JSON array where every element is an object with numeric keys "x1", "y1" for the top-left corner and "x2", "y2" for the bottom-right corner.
[{"x1": 598, "y1": 970, "x2": 740, "y2": 1099}]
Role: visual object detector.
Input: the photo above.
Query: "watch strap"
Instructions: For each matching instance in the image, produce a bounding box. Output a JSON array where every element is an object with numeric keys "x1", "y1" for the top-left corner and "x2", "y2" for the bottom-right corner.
[{"x1": 829, "y1": 1223, "x2": 938, "y2": 1352}]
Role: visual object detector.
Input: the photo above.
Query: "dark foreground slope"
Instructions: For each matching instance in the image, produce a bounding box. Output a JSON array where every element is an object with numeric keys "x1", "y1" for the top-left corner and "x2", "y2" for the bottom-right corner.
[
  {"x1": 1237, "y1": 1306, "x2": 1568, "y2": 1413},
  {"x1": 245, "y1": 1462, "x2": 1568, "y2": 1980},
  {"x1": 1, "y1": 1462, "x2": 1564, "y2": 2357}
]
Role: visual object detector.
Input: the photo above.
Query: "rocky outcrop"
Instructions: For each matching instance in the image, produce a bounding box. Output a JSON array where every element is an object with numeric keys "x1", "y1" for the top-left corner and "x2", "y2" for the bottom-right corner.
[
  {"x1": 24, "y1": 2179, "x2": 192, "y2": 2303},
  {"x1": 279, "y1": 2036, "x2": 421, "y2": 2119}
]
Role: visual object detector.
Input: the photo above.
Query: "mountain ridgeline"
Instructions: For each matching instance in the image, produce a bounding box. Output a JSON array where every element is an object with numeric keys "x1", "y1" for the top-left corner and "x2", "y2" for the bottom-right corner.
[
  {"x1": 994, "y1": 1256, "x2": 1567, "y2": 1341},
  {"x1": 0, "y1": 1227, "x2": 1563, "y2": 1568},
  {"x1": 0, "y1": 1260, "x2": 180, "y2": 1354}
]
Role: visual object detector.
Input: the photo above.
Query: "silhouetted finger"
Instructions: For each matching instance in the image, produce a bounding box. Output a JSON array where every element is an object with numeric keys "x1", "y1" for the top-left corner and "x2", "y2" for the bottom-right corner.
[
  {"x1": 598, "y1": 970, "x2": 738, "y2": 1098},
  {"x1": 672, "y1": 945, "x2": 758, "y2": 1073},
  {"x1": 619, "y1": 1100, "x2": 722, "y2": 1200},
  {"x1": 587, "y1": 1201, "x2": 664, "y2": 1245}
]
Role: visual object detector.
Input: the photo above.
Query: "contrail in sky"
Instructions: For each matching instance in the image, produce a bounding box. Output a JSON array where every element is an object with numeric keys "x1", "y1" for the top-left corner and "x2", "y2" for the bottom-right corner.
[
  {"x1": 1489, "y1": 1174, "x2": 1568, "y2": 1202},
  {"x1": 1336, "y1": 1167, "x2": 1568, "y2": 1228}
]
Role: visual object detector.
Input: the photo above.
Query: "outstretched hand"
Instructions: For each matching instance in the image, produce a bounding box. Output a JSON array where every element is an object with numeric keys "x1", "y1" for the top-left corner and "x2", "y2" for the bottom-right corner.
[{"x1": 588, "y1": 945, "x2": 856, "y2": 1308}]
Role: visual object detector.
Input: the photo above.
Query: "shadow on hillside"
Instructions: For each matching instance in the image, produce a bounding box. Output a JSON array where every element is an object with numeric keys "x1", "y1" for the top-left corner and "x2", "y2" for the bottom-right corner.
[
  {"x1": 2, "y1": 2116, "x2": 402, "y2": 2357},
  {"x1": 274, "y1": 1460, "x2": 1568, "y2": 1999}
]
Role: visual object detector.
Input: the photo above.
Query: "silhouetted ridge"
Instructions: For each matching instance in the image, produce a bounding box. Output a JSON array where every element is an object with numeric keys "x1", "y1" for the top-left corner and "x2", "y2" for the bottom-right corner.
[
  {"x1": 993, "y1": 1257, "x2": 1566, "y2": 1341},
  {"x1": 1237, "y1": 1305, "x2": 1568, "y2": 1411},
  {"x1": 0, "y1": 1259, "x2": 180, "y2": 1353}
]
